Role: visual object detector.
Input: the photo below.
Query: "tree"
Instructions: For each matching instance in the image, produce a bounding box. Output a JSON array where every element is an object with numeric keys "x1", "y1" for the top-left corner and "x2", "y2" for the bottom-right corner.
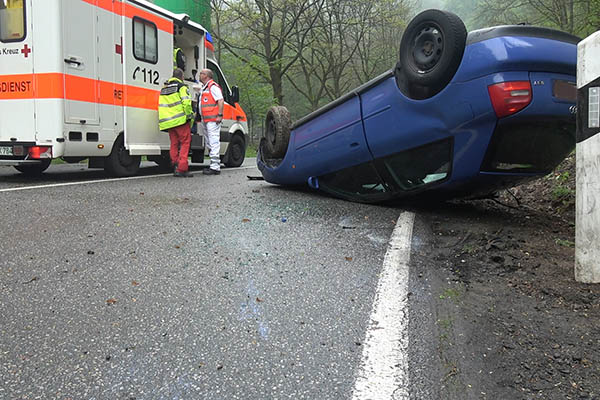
[
  {"x1": 211, "y1": 0, "x2": 325, "y2": 105},
  {"x1": 221, "y1": 53, "x2": 276, "y2": 144},
  {"x1": 286, "y1": 0, "x2": 411, "y2": 112},
  {"x1": 461, "y1": 0, "x2": 598, "y2": 35},
  {"x1": 350, "y1": 0, "x2": 412, "y2": 84}
]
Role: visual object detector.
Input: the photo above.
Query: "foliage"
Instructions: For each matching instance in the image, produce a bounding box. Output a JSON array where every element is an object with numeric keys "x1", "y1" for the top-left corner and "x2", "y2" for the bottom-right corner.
[
  {"x1": 220, "y1": 53, "x2": 276, "y2": 141},
  {"x1": 246, "y1": 142, "x2": 258, "y2": 157},
  {"x1": 555, "y1": 238, "x2": 575, "y2": 247},
  {"x1": 212, "y1": 0, "x2": 325, "y2": 105},
  {"x1": 211, "y1": 0, "x2": 596, "y2": 135},
  {"x1": 444, "y1": 0, "x2": 599, "y2": 36}
]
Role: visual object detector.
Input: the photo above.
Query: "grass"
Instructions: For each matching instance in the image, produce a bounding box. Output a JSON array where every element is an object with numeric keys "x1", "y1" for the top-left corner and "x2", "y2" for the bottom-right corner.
[
  {"x1": 552, "y1": 185, "x2": 574, "y2": 200},
  {"x1": 246, "y1": 142, "x2": 258, "y2": 158},
  {"x1": 555, "y1": 238, "x2": 575, "y2": 247},
  {"x1": 461, "y1": 243, "x2": 477, "y2": 254},
  {"x1": 439, "y1": 287, "x2": 462, "y2": 300}
]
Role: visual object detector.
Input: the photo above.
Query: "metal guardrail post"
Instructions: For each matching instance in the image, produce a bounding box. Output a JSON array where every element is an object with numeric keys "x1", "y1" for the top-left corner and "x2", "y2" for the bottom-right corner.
[{"x1": 575, "y1": 31, "x2": 600, "y2": 283}]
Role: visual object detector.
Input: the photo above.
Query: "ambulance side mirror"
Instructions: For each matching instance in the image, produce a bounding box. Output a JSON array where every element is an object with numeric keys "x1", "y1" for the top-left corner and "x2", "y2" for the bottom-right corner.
[{"x1": 231, "y1": 86, "x2": 240, "y2": 104}]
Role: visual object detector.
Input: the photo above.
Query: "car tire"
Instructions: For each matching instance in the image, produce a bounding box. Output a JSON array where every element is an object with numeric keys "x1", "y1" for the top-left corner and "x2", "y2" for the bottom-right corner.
[
  {"x1": 14, "y1": 159, "x2": 51, "y2": 175},
  {"x1": 265, "y1": 106, "x2": 291, "y2": 158},
  {"x1": 224, "y1": 134, "x2": 246, "y2": 167},
  {"x1": 397, "y1": 9, "x2": 467, "y2": 99},
  {"x1": 104, "y1": 134, "x2": 141, "y2": 177}
]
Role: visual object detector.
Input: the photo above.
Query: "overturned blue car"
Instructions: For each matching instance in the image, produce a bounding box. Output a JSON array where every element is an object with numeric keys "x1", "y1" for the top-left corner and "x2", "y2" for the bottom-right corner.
[{"x1": 257, "y1": 9, "x2": 579, "y2": 203}]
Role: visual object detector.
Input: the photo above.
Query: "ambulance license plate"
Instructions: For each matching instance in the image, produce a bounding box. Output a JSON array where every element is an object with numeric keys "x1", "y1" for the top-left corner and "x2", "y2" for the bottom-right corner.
[{"x1": 0, "y1": 146, "x2": 13, "y2": 156}]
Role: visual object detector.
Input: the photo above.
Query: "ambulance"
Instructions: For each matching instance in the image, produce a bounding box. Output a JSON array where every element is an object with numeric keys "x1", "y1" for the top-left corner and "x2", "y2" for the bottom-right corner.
[{"x1": 0, "y1": 0, "x2": 248, "y2": 176}]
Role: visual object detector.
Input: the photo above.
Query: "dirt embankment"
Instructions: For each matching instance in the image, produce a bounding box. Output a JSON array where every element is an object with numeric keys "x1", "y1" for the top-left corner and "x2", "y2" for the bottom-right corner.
[{"x1": 419, "y1": 153, "x2": 600, "y2": 399}]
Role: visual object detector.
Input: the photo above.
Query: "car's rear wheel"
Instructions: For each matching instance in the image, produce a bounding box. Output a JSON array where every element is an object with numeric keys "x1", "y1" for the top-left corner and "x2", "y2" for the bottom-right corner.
[
  {"x1": 14, "y1": 159, "x2": 51, "y2": 176},
  {"x1": 396, "y1": 9, "x2": 467, "y2": 99},
  {"x1": 104, "y1": 134, "x2": 141, "y2": 176},
  {"x1": 264, "y1": 106, "x2": 291, "y2": 158}
]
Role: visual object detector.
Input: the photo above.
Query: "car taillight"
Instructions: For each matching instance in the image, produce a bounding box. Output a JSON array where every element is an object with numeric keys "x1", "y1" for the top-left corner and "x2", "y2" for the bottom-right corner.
[
  {"x1": 488, "y1": 81, "x2": 532, "y2": 118},
  {"x1": 28, "y1": 146, "x2": 52, "y2": 159}
]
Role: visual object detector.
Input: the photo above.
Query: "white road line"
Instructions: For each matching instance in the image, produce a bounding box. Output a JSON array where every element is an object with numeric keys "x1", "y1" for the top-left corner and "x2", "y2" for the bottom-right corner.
[
  {"x1": 351, "y1": 211, "x2": 415, "y2": 400},
  {"x1": 0, "y1": 165, "x2": 257, "y2": 193}
]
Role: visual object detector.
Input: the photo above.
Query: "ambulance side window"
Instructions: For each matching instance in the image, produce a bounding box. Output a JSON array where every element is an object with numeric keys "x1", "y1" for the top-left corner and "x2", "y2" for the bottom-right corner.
[
  {"x1": 0, "y1": 0, "x2": 26, "y2": 42},
  {"x1": 132, "y1": 17, "x2": 158, "y2": 64},
  {"x1": 207, "y1": 60, "x2": 231, "y2": 104}
]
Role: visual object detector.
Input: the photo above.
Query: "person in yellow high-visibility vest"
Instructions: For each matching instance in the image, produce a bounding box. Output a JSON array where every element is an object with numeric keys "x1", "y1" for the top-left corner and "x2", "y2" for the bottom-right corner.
[
  {"x1": 173, "y1": 46, "x2": 185, "y2": 71},
  {"x1": 158, "y1": 68, "x2": 194, "y2": 177}
]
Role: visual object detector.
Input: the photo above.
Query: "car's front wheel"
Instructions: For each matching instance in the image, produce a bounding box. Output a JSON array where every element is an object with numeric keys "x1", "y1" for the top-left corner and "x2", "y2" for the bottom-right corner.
[{"x1": 396, "y1": 9, "x2": 467, "y2": 99}]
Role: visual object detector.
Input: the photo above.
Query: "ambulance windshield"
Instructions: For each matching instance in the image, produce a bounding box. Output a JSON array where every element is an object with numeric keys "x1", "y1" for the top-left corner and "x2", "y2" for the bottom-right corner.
[{"x1": 0, "y1": 0, "x2": 25, "y2": 42}]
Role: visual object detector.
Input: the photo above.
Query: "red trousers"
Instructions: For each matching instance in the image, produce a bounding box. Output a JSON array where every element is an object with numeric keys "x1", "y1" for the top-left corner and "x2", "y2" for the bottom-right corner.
[{"x1": 168, "y1": 123, "x2": 191, "y2": 172}]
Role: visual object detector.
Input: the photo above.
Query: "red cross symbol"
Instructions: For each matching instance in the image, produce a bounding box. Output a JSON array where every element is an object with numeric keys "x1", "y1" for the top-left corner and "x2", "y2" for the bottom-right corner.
[
  {"x1": 21, "y1": 44, "x2": 31, "y2": 58},
  {"x1": 115, "y1": 37, "x2": 123, "y2": 64}
]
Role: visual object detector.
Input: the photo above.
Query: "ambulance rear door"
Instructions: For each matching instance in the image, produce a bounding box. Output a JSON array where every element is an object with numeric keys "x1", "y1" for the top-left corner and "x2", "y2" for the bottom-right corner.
[
  {"x1": 61, "y1": 0, "x2": 99, "y2": 125},
  {"x1": 0, "y1": 0, "x2": 36, "y2": 146}
]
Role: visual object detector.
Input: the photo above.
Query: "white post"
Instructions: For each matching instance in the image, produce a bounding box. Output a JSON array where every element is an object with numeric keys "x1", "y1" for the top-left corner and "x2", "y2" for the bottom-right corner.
[{"x1": 575, "y1": 31, "x2": 600, "y2": 283}]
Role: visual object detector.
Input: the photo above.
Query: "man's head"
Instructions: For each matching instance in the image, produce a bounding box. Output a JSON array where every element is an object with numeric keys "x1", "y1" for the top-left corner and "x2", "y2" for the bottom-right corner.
[
  {"x1": 172, "y1": 68, "x2": 184, "y2": 81},
  {"x1": 199, "y1": 68, "x2": 213, "y2": 84}
]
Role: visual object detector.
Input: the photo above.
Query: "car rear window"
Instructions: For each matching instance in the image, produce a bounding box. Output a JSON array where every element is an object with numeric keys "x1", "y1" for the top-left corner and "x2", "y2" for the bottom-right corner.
[
  {"x1": 319, "y1": 162, "x2": 391, "y2": 202},
  {"x1": 481, "y1": 121, "x2": 575, "y2": 173},
  {"x1": 0, "y1": 0, "x2": 25, "y2": 42},
  {"x1": 380, "y1": 138, "x2": 452, "y2": 191}
]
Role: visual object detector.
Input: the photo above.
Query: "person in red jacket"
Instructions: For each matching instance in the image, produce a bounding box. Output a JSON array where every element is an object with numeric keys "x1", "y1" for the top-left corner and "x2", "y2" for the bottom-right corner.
[{"x1": 198, "y1": 69, "x2": 224, "y2": 175}]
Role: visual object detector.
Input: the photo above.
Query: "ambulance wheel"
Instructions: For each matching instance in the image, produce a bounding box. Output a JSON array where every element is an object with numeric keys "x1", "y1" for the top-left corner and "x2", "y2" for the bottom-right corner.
[
  {"x1": 148, "y1": 154, "x2": 172, "y2": 170},
  {"x1": 265, "y1": 106, "x2": 291, "y2": 158},
  {"x1": 396, "y1": 9, "x2": 466, "y2": 99},
  {"x1": 14, "y1": 159, "x2": 51, "y2": 176},
  {"x1": 105, "y1": 134, "x2": 141, "y2": 176},
  {"x1": 224, "y1": 134, "x2": 245, "y2": 168}
]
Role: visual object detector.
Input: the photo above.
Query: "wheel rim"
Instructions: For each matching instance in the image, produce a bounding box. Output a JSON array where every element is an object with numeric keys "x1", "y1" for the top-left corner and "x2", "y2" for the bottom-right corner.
[
  {"x1": 232, "y1": 142, "x2": 243, "y2": 162},
  {"x1": 412, "y1": 24, "x2": 444, "y2": 72}
]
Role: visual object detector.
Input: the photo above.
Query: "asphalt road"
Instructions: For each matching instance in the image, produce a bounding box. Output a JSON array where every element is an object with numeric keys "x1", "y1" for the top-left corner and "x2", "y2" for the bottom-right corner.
[
  {"x1": 0, "y1": 160, "x2": 441, "y2": 399},
  {"x1": 0, "y1": 159, "x2": 450, "y2": 400}
]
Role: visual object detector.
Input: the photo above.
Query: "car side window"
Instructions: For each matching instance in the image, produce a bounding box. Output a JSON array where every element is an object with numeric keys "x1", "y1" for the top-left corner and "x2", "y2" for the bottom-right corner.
[{"x1": 318, "y1": 162, "x2": 391, "y2": 202}]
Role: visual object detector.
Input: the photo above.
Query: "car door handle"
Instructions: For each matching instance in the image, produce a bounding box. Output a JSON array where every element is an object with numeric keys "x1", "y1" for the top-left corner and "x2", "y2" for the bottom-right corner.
[{"x1": 64, "y1": 58, "x2": 82, "y2": 66}]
